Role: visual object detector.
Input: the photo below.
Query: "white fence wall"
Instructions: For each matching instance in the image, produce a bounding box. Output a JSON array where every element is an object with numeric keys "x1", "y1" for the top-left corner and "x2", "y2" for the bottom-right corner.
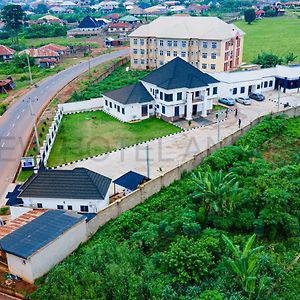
[{"x1": 58, "y1": 98, "x2": 103, "y2": 114}]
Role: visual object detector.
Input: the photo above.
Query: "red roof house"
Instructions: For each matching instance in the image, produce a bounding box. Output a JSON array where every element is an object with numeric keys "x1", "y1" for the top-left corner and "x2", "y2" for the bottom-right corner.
[{"x1": 0, "y1": 45, "x2": 15, "y2": 61}]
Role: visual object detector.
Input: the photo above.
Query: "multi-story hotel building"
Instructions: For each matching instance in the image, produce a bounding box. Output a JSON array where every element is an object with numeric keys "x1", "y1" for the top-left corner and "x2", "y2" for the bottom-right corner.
[{"x1": 129, "y1": 16, "x2": 245, "y2": 73}]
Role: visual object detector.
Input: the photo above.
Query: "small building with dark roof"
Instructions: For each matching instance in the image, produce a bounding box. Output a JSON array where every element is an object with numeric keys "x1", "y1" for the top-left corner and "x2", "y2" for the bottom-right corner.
[
  {"x1": 103, "y1": 57, "x2": 220, "y2": 122},
  {"x1": 18, "y1": 168, "x2": 112, "y2": 214},
  {"x1": 0, "y1": 210, "x2": 87, "y2": 283}
]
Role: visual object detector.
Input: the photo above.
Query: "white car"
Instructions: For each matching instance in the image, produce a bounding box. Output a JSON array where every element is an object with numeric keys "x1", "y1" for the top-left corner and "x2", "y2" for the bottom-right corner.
[{"x1": 236, "y1": 97, "x2": 252, "y2": 105}]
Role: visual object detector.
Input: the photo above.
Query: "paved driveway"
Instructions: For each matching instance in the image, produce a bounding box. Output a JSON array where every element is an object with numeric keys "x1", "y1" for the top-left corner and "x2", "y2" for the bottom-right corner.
[
  {"x1": 58, "y1": 91, "x2": 299, "y2": 195},
  {"x1": 0, "y1": 48, "x2": 130, "y2": 200}
]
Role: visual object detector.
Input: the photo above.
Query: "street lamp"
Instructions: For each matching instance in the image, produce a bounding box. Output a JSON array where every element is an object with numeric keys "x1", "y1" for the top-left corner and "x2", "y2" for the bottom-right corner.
[
  {"x1": 25, "y1": 97, "x2": 40, "y2": 152},
  {"x1": 26, "y1": 54, "x2": 33, "y2": 86},
  {"x1": 277, "y1": 84, "x2": 281, "y2": 112},
  {"x1": 216, "y1": 113, "x2": 221, "y2": 142}
]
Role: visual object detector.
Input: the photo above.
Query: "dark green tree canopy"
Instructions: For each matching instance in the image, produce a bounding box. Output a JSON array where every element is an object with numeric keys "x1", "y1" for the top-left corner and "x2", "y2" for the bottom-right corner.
[{"x1": 244, "y1": 8, "x2": 256, "y2": 24}]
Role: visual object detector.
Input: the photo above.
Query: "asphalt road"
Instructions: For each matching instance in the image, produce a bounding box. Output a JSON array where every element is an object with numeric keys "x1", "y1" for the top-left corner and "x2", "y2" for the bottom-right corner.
[{"x1": 0, "y1": 48, "x2": 130, "y2": 200}]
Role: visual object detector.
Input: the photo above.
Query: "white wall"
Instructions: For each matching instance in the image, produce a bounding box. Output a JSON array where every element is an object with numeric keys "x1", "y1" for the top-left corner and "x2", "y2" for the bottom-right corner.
[
  {"x1": 21, "y1": 194, "x2": 109, "y2": 213},
  {"x1": 6, "y1": 219, "x2": 86, "y2": 283},
  {"x1": 10, "y1": 206, "x2": 32, "y2": 220},
  {"x1": 58, "y1": 98, "x2": 103, "y2": 113},
  {"x1": 103, "y1": 96, "x2": 155, "y2": 122}
]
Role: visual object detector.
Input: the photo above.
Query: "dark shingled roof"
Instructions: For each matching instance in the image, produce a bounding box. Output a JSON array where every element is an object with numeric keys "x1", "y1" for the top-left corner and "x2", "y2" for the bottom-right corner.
[
  {"x1": 113, "y1": 171, "x2": 149, "y2": 191},
  {"x1": 142, "y1": 57, "x2": 219, "y2": 89},
  {"x1": 104, "y1": 81, "x2": 153, "y2": 104},
  {"x1": 0, "y1": 210, "x2": 85, "y2": 259},
  {"x1": 19, "y1": 168, "x2": 111, "y2": 200}
]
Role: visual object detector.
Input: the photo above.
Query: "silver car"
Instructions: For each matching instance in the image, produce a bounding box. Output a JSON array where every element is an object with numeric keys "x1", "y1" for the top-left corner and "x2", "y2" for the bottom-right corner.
[{"x1": 236, "y1": 97, "x2": 252, "y2": 105}]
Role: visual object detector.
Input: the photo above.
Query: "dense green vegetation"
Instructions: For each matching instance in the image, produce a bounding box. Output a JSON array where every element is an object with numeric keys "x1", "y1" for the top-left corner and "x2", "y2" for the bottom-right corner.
[
  {"x1": 70, "y1": 64, "x2": 151, "y2": 101},
  {"x1": 234, "y1": 17, "x2": 300, "y2": 63},
  {"x1": 33, "y1": 115, "x2": 300, "y2": 299},
  {"x1": 47, "y1": 111, "x2": 181, "y2": 166}
]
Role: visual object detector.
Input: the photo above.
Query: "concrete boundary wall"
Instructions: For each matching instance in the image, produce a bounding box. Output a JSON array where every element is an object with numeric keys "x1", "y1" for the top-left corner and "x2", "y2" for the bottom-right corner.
[
  {"x1": 86, "y1": 107, "x2": 300, "y2": 237},
  {"x1": 58, "y1": 98, "x2": 104, "y2": 113}
]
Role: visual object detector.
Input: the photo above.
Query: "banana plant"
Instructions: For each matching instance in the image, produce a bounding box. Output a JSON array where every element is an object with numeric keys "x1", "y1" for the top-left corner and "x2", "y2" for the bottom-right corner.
[{"x1": 222, "y1": 234, "x2": 265, "y2": 298}]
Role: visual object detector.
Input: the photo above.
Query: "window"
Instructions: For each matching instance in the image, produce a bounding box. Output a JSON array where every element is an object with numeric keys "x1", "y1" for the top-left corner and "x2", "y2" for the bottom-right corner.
[
  {"x1": 167, "y1": 40, "x2": 172, "y2": 47},
  {"x1": 114, "y1": 104, "x2": 116, "y2": 109},
  {"x1": 203, "y1": 41, "x2": 208, "y2": 48},
  {"x1": 159, "y1": 40, "x2": 164, "y2": 46},
  {"x1": 140, "y1": 49, "x2": 145, "y2": 55},
  {"x1": 182, "y1": 40, "x2": 187, "y2": 47},
  {"x1": 202, "y1": 52, "x2": 207, "y2": 59},
  {"x1": 141, "y1": 59, "x2": 145, "y2": 65},
  {"x1": 105, "y1": 99, "x2": 108, "y2": 106},
  {"x1": 167, "y1": 51, "x2": 171, "y2": 57},
  {"x1": 174, "y1": 51, "x2": 177, "y2": 57},
  {"x1": 133, "y1": 59, "x2": 138, "y2": 64},
  {"x1": 213, "y1": 87, "x2": 218, "y2": 95},
  {"x1": 269, "y1": 80, "x2": 273, "y2": 87},
  {"x1": 159, "y1": 61, "x2": 164, "y2": 66},
  {"x1": 122, "y1": 108, "x2": 125, "y2": 114},
  {"x1": 162, "y1": 106, "x2": 165, "y2": 114},
  {"x1": 264, "y1": 81, "x2": 268, "y2": 88},
  {"x1": 133, "y1": 38, "x2": 138, "y2": 45},
  {"x1": 206, "y1": 88, "x2": 210, "y2": 96},
  {"x1": 133, "y1": 48, "x2": 138, "y2": 54},
  {"x1": 164, "y1": 93, "x2": 173, "y2": 102},
  {"x1": 212, "y1": 41, "x2": 217, "y2": 49},
  {"x1": 181, "y1": 51, "x2": 186, "y2": 58},
  {"x1": 117, "y1": 105, "x2": 120, "y2": 112},
  {"x1": 140, "y1": 39, "x2": 144, "y2": 45},
  {"x1": 211, "y1": 64, "x2": 216, "y2": 70},
  {"x1": 149, "y1": 104, "x2": 153, "y2": 109},
  {"x1": 240, "y1": 86, "x2": 245, "y2": 94},
  {"x1": 233, "y1": 88, "x2": 237, "y2": 95},
  {"x1": 141, "y1": 105, "x2": 148, "y2": 117},
  {"x1": 177, "y1": 92, "x2": 182, "y2": 100},
  {"x1": 109, "y1": 102, "x2": 112, "y2": 108},
  {"x1": 80, "y1": 205, "x2": 89, "y2": 212},
  {"x1": 195, "y1": 91, "x2": 200, "y2": 98},
  {"x1": 202, "y1": 63, "x2": 207, "y2": 69},
  {"x1": 57, "y1": 205, "x2": 64, "y2": 210},
  {"x1": 257, "y1": 84, "x2": 260, "y2": 89},
  {"x1": 211, "y1": 53, "x2": 217, "y2": 59},
  {"x1": 67, "y1": 205, "x2": 73, "y2": 210},
  {"x1": 174, "y1": 106, "x2": 180, "y2": 116},
  {"x1": 37, "y1": 203, "x2": 43, "y2": 208},
  {"x1": 159, "y1": 50, "x2": 163, "y2": 56},
  {"x1": 173, "y1": 40, "x2": 178, "y2": 47},
  {"x1": 159, "y1": 91, "x2": 163, "y2": 100}
]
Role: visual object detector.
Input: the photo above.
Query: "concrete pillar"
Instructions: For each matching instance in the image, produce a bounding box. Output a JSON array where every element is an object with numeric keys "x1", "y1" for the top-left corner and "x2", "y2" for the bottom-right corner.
[
  {"x1": 201, "y1": 90, "x2": 208, "y2": 117},
  {"x1": 186, "y1": 92, "x2": 193, "y2": 121}
]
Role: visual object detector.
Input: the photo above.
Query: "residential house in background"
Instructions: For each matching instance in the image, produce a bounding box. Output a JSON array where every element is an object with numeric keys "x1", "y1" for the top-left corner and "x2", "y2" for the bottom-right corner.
[
  {"x1": 0, "y1": 209, "x2": 86, "y2": 283},
  {"x1": 119, "y1": 15, "x2": 141, "y2": 25},
  {"x1": 39, "y1": 43, "x2": 68, "y2": 55},
  {"x1": 103, "y1": 57, "x2": 220, "y2": 122},
  {"x1": 129, "y1": 16, "x2": 245, "y2": 73},
  {"x1": 107, "y1": 22, "x2": 133, "y2": 35},
  {"x1": 0, "y1": 77, "x2": 16, "y2": 94},
  {"x1": 0, "y1": 45, "x2": 15, "y2": 61},
  {"x1": 18, "y1": 168, "x2": 112, "y2": 214},
  {"x1": 19, "y1": 48, "x2": 60, "y2": 68}
]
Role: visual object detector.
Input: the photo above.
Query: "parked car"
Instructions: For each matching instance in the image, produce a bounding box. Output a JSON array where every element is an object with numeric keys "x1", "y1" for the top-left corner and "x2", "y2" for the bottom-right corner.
[
  {"x1": 249, "y1": 93, "x2": 265, "y2": 101},
  {"x1": 236, "y1": 97, "x2": 252, "y2": 105},
  {"x1": 218, "y1": 97, "x2": 235, "y2": 106}
]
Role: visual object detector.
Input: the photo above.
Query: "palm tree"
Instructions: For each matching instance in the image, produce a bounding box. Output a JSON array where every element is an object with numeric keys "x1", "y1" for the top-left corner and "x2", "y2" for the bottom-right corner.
[
  {"x1": 222, "y1": 234, "x2": 265, "y2": 297},
  {"x1": 192, "y1": 167, "x2": 239, "y2": 216}
]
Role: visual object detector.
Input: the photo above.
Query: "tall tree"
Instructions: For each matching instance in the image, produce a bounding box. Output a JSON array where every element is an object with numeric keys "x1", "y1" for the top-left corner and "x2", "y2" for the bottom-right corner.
[
  {"x1": 1, "y1": 5, "x2": 25, "y2": 44},
  {"x1": 244, "y1": 8, "x2": 256, "y2": 24}
]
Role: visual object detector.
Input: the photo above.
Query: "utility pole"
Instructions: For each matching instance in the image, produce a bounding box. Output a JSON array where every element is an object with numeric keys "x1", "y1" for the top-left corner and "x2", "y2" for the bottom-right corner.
[
  {"x1": 277, "y1": 84, "x2": 281, "y2": 112},
  {"x1": 216, "y1": 113, "x2": 221, "y2": 142},
  {"x1": 27, "y1": 54, "x2": 33, "y2": 85},
  {"x1": 28, "y1": 98, "x2": 40, "y2": 152},
  {"x1": 146, "y1": 144, "x2": 150, "y2": 178}
]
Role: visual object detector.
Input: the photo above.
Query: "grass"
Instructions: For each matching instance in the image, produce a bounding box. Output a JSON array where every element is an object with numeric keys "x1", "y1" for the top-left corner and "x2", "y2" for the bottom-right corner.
[
  {"x1": 234, "y1": 16, "x2": 300, "y2": 63},
  {"x1": 212, "y1": 104, "x2": 225, "y2": 111},
  {"x1": 17, "y1": 170, "x2": 34, "y2": 183},
  {"x1": 47, "y1": 111, "x2": 182, "y2": 167}
]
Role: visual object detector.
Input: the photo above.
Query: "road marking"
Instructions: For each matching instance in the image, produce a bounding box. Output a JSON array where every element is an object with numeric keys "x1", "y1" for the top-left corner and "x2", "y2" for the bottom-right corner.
[
  {"x1": 17, "y1": 115, "x2": 20, "y2": 120},
  {"x1": 6, "y1": 132, "x2": 10, "y2": 136},
  {"x1": 1, "y1": 142, "x2": 5, "y2": 147},
  {"x1": 12, "y1": 123, "x2": 15, "y2": 128},
  {"x1": 22, "y1": 109, "x2": 25, "y2": 113}
]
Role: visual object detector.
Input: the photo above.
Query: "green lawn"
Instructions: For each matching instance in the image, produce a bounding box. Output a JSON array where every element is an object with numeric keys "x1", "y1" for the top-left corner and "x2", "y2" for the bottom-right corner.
[
  {"x1": 47, "y1": 111, "x2": 182, "y2": 167},
  {"x1": 234, "y1": 16, "x2": 300, "y2": 63}
]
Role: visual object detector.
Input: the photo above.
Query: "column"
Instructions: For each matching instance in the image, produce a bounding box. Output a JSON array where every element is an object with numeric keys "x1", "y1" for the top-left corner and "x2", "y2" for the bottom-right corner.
[
  {"x1": 186, "y1": 92, "x2": 192, "y2": 121},
  {"x1": 201, "y1": 90, "x2": 208, "y2": 117}
]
